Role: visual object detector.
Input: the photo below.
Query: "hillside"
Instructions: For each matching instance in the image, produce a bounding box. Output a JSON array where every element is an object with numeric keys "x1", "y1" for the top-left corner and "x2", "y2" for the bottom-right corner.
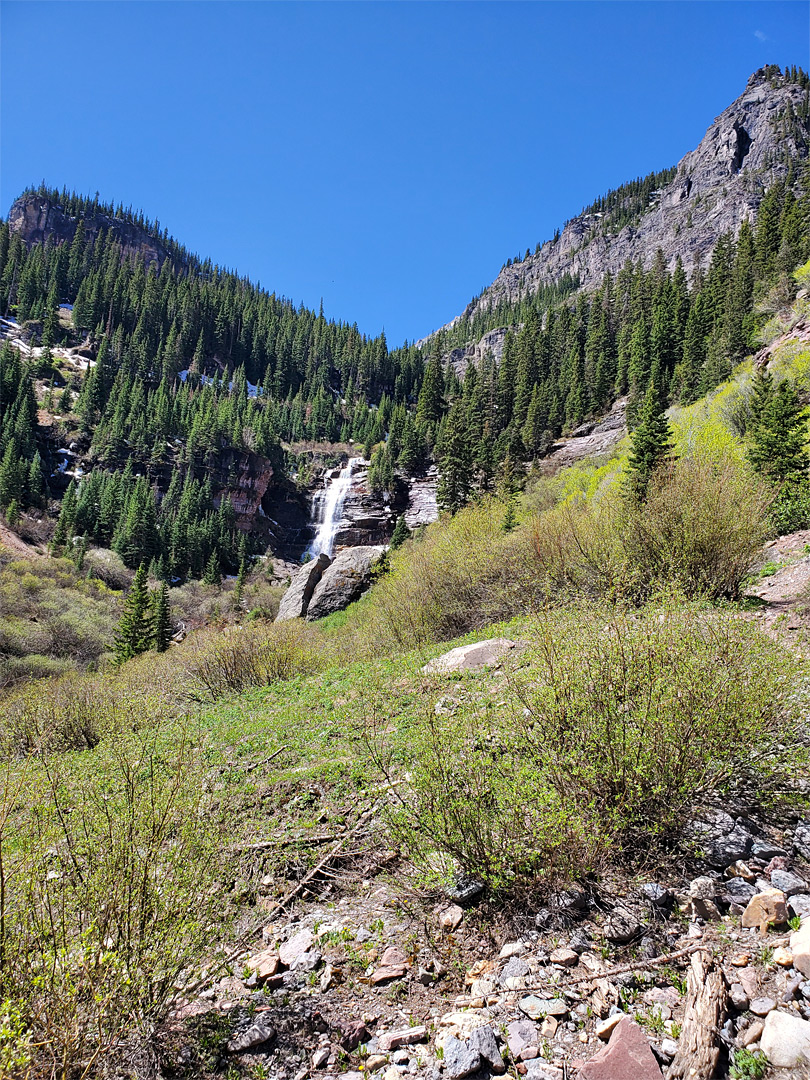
[
  {"x1": 4, "y1": 63, "x2": 810, "y2": 1079},
  {"x1": 441, "y1": 64, "x2": 810, "y2": 341}
]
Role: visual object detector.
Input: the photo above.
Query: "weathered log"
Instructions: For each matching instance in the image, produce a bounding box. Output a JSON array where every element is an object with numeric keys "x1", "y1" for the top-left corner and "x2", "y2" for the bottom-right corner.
[{"x1": 666, "y1": 949, "x2": 728, "y2": 1080}]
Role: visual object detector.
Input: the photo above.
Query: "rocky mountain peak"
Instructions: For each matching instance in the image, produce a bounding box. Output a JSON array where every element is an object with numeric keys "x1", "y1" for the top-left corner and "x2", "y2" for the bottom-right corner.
[{"x1": 449, "y1": 69, "x2": 809, "y2": 331}]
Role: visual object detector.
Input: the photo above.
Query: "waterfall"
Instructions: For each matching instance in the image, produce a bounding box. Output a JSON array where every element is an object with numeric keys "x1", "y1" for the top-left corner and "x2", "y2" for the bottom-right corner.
[{"x1": 305, "y1": 457, "x2": 361, "y2": 559}]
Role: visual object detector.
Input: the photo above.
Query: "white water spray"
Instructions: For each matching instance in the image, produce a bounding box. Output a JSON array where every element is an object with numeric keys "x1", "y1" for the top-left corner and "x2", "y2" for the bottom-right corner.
[{"x1": 305, "y1": 457, "x2": 362, "y2": 559}]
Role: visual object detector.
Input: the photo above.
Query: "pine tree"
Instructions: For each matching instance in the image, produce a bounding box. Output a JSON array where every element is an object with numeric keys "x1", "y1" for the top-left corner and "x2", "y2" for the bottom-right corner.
[
  {"x1": 390, "y1": 515, "x2": 410, "y2": 549},
  {"x1": 114, "y1": 563, "x2": 152, "y2": 663},
  {"x1": 437, "y1": 401, "x2": 473, "y2": 514},
  {"x1": 747, "y1": 380, "x2": 809, "y2": 485},
  {"x1": 150, "y1": 581, "x2": 172, "y2": 652},
  {"x1": 625, "y1": 382, "x2": 673, "y2": 501}
]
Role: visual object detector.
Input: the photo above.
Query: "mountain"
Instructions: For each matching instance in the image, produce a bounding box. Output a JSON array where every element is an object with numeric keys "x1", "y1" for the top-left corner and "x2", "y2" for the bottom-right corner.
[
  {"x1": 439, "y1": 64, "x2": 809, "y2": 350},
  {"x1": 0, "y1": 65, "x2": 808, "y2": 580}
]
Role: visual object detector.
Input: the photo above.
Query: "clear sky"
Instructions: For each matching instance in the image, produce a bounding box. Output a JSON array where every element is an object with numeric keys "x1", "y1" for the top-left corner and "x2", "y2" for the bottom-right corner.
[{"x1": 1, "y1": 2, "x2": 808, "y2": 345}]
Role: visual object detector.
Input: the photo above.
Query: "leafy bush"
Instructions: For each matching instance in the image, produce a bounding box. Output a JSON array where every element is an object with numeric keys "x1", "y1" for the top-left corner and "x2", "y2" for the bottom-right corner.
[
  {"x1": 0, "y1": 722, "x2": 225, "y2": 1077},
  {"x1": 355, "y1": 498, "x2": 547, "y2": 651},
  {"x1": 531, "y1": 451, "x2": 769, "y2": 601},
  {"x1": 185, "y1": 619, "x2": 325, "y2": 700},
  {"x1": 373, "y1": 597, "x2": 804, "y2": 891},
  {"x1": 622, "y1": 453, "x2": 771, "y2": 599}
]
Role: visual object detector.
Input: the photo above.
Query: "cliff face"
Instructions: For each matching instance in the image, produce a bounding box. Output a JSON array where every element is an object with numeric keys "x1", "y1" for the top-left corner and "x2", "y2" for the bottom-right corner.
[
  {"x1": 8, "y1": 194, "x2": 174, "y2": 269},
  {"x1": 452, "y1": 70, "x2": 809, "y2": 327}
]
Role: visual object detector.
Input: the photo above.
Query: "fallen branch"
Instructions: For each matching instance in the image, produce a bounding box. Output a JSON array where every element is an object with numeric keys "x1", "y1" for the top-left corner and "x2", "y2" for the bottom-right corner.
[
  {"x1": 666, "y1": 950, "x2": 728, "y2": 1080},
  {"x1": 183, "y1": 803, "x2": 378, "y2": 996},
  {"x1": 221, "y1": 745, "x2": 287, "y2": 775},
  {"x1": 232, "y1": 833, "x2": 342, "y2": 853},
  {"x1": 522, "y1": 942, "x2": 703, "y2": 992}
]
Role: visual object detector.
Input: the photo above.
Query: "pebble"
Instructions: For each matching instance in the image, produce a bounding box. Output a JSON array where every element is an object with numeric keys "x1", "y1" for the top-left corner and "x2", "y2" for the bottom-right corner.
[
  {"x1": 439, "y1": 904, "x2": 464, "y2": 931},
  {"x1": 595, "y1": 1013, "x2": 626, "y2": 1040},
  {"x1": 773, "y1": 946, "x2": 793, "y2": 966},
  {"x1": 741, "y1": 1020, "x2": 764, "y2": 1047},
  {"x1": 500, "y1": 941, "x2": 527, "y2": 959},
  {"x1": 549, "y1": 947, "x2": 578, "y2": 967},
  {"x1": 226, "y1": 1020, "x2": 276, "y2": 1052},
  {"x1": 749, "y1": 996, "x2": 776, "y2": 1016},
  {"x1": 312, "y1": 1048, "x2": 330, "y2": 1069},
  {"x1": 519, "y1": 996, "x2": 568, "y2": 1020},
  {"x1": 729, "y1": 984, "x2": 749, "y2": 1011},
  {"x1": 377, "y1": 1027, "x2": 427, "y2": 1052}
]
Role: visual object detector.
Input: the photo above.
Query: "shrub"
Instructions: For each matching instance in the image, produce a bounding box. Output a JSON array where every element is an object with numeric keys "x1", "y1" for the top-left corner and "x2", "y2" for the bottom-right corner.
[
  {"x1": 531, "y1": 451, "x2": 769, "y2": 601},
  {"x1": 373, "y1": 597, "x2": 804, "y2": 891},
  {"x1": 356, "y1": 498, "x2": 547, "y2": 651},
  {"x1": 185, "y1": 619, "x2": 325, "y2": 700},
  {"x1": 622, "y1": 453, "x2": 771, "y2": 599},
  {"x1": 0, "y1": 721, "x2": 225, "y2": 1077}
]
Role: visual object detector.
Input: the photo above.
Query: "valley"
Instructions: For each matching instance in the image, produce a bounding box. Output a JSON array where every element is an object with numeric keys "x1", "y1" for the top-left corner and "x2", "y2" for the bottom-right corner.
[{"x1": 2, "y1": 63, "x2": 810, "y2": 1080}]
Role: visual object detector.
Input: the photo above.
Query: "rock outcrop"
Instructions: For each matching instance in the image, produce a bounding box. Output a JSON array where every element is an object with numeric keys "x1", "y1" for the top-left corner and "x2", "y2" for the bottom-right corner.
[
  {"x1": 276, "y1": 554, "x2": 331, "y2": 621},
  {"x1": 305, "y1": 546, "x2": 386, "y2": 620},
  {"x1": 437, "y1": 69, "x2": 809, "y2": 333},
  {"x1": 8, "y1": 193, "x2": 176, "y2": 269}
]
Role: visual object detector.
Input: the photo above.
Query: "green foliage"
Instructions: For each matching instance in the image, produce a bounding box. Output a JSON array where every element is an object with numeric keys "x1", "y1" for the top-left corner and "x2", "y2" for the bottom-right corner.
[
  {"x1": 113, "y1": 562, "x2": 151, "y2": 663},
  {"x1": 625, "y1": 382, "x2": 673, "y2": 501},
  {"x1": 370, "y1": 597, "x2": 803, "y2": 890},
  {"x1": 0, "y1": 720, "x2": 225, "y2": 1076},
  {"x1": 729, "y1": 1048, "x2": 770, "y2": 1080},
  {"x1": 390, "y1": 515, "x2": 410, "y2": 549},
  {"x1": 185, "y1": 619, "x2": 325, "y2": 700},
  {"x1": 351, "y1": 497, "x2": 546, "y2": 651}
]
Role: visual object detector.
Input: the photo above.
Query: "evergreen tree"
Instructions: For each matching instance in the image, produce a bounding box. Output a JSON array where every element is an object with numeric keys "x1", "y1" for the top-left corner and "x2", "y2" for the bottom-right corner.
[
  {"x1": 747, "y1": 379, "x2": 809, "y2": 485},
  {"x1": 113, "y1": 563, "x2": 151, "y2": 663},
  {"x1": 437, "y1": 401, "x2": 473, "y2": 514},
  {"x1": 625, "y1": 382, "x2": 673, "y2": 501},
  {"x1": 390, "y1": 514, "x2": 410, "y2": 549},
  {"x1": 150, "y1": 581, "x2": 172, "y2": 652}
]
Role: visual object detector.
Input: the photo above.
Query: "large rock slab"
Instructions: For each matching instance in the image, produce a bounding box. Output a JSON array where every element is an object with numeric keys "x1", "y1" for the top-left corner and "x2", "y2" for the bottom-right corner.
[
  {"x1": 422, "y1": 638, "x2": 519, "y2": 675},
  {"x1": 577, "y1": 1018, "x2": 662, "y2": 1080},
  {"x1": 306, "y1": 546, "x2": 386, "y2": 620},
  {"x1": 760, "y1": 1010, "x2": 810, "y2": 1067},
  {"x1": 276, "y1": 553, "x2": 331, "y2": 621}
]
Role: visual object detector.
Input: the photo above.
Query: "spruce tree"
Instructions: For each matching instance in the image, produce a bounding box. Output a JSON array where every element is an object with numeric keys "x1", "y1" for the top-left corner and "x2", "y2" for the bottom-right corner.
[
  {"x1": 114, "y1": 563, "x2": 151, "y2": 663},
  {"x1": 625, "y1": 382, "x2": 673, "y2": 501},
  {"x1": 390, "y1": 515, "x2": 410, "y2": 549},
  {"x1": 150, "y1": 582, "x2": 172, "y2": 652},
  {"x1": 747, "y1": 380, "x2": 809, "y2": 484},
  {"x1": 437, "y1": 401, "x2": 473, "y2": 514}
]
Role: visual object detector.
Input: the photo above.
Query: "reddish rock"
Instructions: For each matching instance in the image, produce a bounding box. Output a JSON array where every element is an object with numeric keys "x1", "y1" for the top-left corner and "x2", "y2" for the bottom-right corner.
[{"x1": 577, "y1": 1018, "x2": 662, "y2": 1080}]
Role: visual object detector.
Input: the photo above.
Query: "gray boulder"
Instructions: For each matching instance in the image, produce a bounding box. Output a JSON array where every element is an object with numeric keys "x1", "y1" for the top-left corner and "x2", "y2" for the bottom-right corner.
[
  {"x1": 422, "y1": 638, "x2": 519, "y2": 675},
  {"x1": 276, "y1": 553, "x2": 331, "y2": 621},
  {"x1": 306, "y1": 546, "x2": 386, "y2": 620}
]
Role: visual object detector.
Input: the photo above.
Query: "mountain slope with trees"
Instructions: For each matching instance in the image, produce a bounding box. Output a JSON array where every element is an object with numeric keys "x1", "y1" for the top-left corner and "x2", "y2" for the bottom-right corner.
[{"x1": 0, "y1": 65, "x2": 808, "y2": 581}]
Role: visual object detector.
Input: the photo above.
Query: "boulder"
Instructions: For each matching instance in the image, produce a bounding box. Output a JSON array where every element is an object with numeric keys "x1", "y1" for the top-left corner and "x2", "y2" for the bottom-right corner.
[
  {"x1": 276, "y1": 553, "x2": 331, "y2": 620},
  {"x1": 741, "y1": 888, "x2": 788, "y2": 933},
  {"x1": 578, "y1": 1018, "x2": 662, "y2": 1079},
  {"x1": 760, "y1": 1010, "x2": 810, "y2": 1067},
  {"x1": 794, "y1": 819, "x2": 810, "y2": 860},
  {"x1": 306, "y1": 546, "x2": 386, "y2": 619},
  {"x1": 442, "y1": 1036, "x2": 480, "y2": 1080},
  {"x1": 421, "y1": 638, "x2": 519, "y2": 675}
]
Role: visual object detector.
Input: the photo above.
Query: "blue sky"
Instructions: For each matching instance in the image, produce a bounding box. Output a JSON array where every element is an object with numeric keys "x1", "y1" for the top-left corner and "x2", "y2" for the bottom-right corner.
[{"x1": 1, "y1": 2, "x2": 808, "y2": 344}]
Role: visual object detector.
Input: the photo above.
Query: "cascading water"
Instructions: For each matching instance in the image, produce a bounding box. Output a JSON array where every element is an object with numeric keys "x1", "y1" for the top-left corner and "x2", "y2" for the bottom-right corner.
[{"x1": 305, "y1": 457, "x2": 362, "y2": 559}]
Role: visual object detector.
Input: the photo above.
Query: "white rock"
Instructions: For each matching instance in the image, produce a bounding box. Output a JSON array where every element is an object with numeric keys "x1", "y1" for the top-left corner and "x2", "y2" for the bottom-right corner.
[{"x1": 760, "y1": 1009, "x2": 810, "y2": 1067}]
